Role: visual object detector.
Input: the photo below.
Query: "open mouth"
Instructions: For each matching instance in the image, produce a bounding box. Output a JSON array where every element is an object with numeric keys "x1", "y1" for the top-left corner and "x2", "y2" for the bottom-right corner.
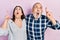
[
  {"x1": 17, "y1": 13, "x2": 19, "y2": 14},
  {"x1": 37, "y1": 13, "x2": 39, "y2": 15}
]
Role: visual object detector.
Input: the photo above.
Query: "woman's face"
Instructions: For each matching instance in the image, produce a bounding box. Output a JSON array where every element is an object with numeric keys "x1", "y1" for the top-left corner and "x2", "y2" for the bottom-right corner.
[{"x1": 14, "y1": 7, "x2": 22, "y2": 19}]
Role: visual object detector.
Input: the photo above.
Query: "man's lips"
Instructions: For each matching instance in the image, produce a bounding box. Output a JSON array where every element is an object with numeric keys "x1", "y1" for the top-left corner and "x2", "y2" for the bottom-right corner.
[{"x1": 37, "y1": 13, "x2": 39, "y2": 15}]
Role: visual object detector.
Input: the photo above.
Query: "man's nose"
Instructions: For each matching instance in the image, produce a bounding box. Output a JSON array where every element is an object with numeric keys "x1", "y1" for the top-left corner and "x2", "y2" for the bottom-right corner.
[
  {"x1": 37, "y1": 10, "x2": 39, "y2": 11},
  {"x1": 37, "y1": 9, "x2": 40, "y2": 11},
  {"x1": 37, "y1": 8, "x2": 40, "y2": 10}
]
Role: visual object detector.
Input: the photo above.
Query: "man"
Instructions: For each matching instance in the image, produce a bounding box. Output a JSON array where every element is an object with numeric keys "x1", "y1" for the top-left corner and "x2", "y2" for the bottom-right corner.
[{"x1": 26, "y1": 2, "x2": 60, "y2": 40}]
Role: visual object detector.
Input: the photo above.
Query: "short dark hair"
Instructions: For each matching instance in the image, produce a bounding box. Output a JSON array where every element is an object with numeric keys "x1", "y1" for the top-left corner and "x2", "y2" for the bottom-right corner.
[{"x1": 12, "y1": 6, "x2": 25, "y2": 21}]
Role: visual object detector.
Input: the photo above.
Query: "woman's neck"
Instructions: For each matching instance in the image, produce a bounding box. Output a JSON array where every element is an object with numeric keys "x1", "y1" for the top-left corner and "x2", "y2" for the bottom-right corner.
[
  {"x1": 15, "y1": 18, "x2": 22, "y2": 21},
  {"x1": 14, "y1": 18, "x2": 22, "y2": 28}
]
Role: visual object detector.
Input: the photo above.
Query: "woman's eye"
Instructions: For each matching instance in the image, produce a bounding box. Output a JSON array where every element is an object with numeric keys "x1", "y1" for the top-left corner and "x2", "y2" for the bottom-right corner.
[
  {"x1": 15, "y1": 8, "x2": 17, "y2": 10},
  {"x1": 19, "y1": 9, "x2": 21, "y2": 10}
]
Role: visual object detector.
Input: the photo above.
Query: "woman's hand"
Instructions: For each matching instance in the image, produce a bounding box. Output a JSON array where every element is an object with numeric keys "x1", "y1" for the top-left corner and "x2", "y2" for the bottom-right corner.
[
  {"x1": 5, "y1": 10, "x2": 10, "y2": 21},
  {"x1": 2, "y1": 11, "x2": 10, "y2": 29}
]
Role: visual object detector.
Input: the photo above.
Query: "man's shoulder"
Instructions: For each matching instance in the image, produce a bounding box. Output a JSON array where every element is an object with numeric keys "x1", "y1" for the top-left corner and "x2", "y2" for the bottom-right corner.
[
  {"x1": 25, "y1": 14, "x2": 33, "y2": 22},
  {"x1": 41, "y1": 15, "x2": 49, "y2": 21},
  {"x1": 26, "y1": 14, "x2": 32, "y2": 17},
  {"x1": 41, "y1": 15, "x2": 47, "y2": 19},
  {"x1": 26, "y1": 14, "x2": 33, "y2": 18}
]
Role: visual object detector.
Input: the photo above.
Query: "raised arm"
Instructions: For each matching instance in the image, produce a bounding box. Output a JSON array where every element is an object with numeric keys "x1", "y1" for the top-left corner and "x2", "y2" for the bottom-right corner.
[
  {"x1": 45, "y1": 7, "x2": 60, "y2": 30},
  {"x1": 0, "y1": 14, "x2": 10, "y2": 36}
]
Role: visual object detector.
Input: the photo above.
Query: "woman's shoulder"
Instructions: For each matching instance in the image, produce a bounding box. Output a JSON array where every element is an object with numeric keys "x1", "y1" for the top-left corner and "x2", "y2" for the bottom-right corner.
[
  {"x1": 8, "y1": 19, "x2": 26, "y2": 24},
  {"x1": 22, "y1": 19, "x2": 26, "y2": 23},
  {"x1": 22, "y1": 19, "x2": 26, "y2": 28},
  {"x1": 22, "y1": 19, "x2": 26, "y2": 25}
]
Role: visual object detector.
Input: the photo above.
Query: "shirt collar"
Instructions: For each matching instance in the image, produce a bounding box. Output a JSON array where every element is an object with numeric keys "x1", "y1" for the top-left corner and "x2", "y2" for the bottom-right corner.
[{"x1": 31, "y1": 14, "x2": 42, "y2": 20}]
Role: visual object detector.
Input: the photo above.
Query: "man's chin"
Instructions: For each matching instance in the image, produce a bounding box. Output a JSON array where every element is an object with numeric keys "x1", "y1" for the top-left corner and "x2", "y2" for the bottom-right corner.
[{"x1": 34, "y1": 16, "x2": 40, "y2": 19}]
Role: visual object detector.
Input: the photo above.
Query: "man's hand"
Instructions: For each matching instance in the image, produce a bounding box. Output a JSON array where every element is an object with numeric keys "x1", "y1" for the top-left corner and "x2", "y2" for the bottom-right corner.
[{"x1": 45, "y1": 7, "x2": 56, "y2": 25}]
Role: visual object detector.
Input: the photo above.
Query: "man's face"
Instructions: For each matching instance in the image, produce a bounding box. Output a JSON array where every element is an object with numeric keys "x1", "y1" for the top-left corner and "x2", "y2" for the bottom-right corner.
[{"x1": 32, "y1": 3, "x2": 43, "y2": 19}]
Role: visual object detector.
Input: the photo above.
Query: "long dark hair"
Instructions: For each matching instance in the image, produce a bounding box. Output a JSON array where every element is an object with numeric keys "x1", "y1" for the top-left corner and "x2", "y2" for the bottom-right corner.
[{"x1": 12, "y1": 6, "x2": 25, "y2": 21}]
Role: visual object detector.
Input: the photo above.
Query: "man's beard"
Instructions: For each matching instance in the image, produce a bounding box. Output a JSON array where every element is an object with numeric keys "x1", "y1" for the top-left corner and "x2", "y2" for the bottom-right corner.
[
  {"x1": 36, "y1": 13, "x2": 40, "y2": 18},
  {"x1": 33, "y1": 13, "x2": 41, "y2": 19}
]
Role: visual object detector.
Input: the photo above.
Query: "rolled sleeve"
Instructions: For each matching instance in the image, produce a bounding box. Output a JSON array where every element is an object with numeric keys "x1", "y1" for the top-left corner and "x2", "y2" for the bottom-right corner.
[
  {"x1": 53, "y1": 21, "x2": 60, "y2": 30},
  {"x1": 0, "y1": 28, "x2": 8, "y2": 36}
]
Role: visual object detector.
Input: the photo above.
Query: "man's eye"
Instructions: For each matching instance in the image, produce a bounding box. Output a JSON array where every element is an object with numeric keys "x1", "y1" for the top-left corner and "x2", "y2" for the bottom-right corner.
[
  {"x1": 40, "y1": 7, "x2": 42, "y2": 9},
  {"x1": 34, "y1": 6, "x2": 37, "y2": 8}
]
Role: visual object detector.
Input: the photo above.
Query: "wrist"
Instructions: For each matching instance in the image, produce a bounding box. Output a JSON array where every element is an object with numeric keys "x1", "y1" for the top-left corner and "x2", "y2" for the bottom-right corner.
[{"x1": 51, "y1": 19, "x2": 56, "y2": 25}]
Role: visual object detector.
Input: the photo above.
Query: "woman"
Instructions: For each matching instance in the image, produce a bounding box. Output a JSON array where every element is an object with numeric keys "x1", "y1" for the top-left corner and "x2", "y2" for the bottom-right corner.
[{"x1": 0, "y1": 6, "x2": 26, "y2": 40}]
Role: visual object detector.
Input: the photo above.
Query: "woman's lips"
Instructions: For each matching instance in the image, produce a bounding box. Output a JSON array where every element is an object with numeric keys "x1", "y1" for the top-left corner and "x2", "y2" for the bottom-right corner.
[{"x1": 17, "y1": 13, "x2": 19, "y2": 14}]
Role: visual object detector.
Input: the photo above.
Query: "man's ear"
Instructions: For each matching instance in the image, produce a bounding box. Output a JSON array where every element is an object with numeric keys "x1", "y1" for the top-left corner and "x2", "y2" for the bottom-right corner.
[
  {"x1": 41, "y1": 6, "x2": 43, "y2": 13},
  {"x1": 32, "y1": 8, "x2": 34, "y2": 13},
  {"x1": 32, "y1": 8, "x2": 34, "y2": 14}
]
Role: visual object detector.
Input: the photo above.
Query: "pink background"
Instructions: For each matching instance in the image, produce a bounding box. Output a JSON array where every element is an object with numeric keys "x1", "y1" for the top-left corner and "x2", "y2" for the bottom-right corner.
[{"x1": 0, "y1": 0, "x2": 60, "y2": 40}]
